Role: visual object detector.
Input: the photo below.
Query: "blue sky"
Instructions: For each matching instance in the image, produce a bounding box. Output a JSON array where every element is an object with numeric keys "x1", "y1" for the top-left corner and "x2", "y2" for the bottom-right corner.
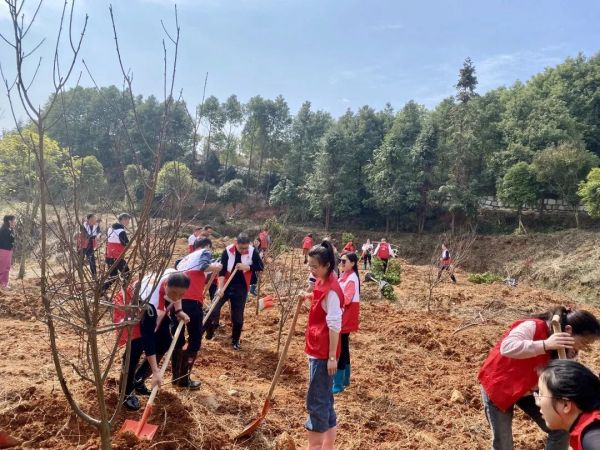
[{"x1": 0, "y1": 0, "x2": 599, "y2": 131}]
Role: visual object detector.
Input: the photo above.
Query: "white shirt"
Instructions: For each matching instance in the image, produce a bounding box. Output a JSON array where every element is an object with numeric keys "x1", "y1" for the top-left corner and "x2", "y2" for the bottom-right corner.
[
  {"x1": 321, "y1": 290, "x2": 342, "y2": 333},
  {"x1": 500, "y1": 320, "x2": 546, "y2": 359},
  {"x1": 188, "y1": 234, "x2": 197, "y2": 246}
]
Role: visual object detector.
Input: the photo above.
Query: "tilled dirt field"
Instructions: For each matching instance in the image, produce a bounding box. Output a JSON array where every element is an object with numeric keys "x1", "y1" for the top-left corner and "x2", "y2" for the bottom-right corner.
[{"x1": 0, "y1": 239, "x2": 598, "y2": 449}]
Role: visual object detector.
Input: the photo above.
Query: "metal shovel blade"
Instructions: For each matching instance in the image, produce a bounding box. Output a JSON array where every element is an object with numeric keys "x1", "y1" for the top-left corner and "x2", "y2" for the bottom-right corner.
[
  {"x1": 119, "y1": 419, "x2": 159, "y2": 441},
  {"x1": 234, "y1": 399, "x2": 272, "y2": 440}
]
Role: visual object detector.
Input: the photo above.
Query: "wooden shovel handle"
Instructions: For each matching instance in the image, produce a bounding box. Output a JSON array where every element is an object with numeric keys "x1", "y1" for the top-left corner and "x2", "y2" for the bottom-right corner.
[
  {"x1": 551, "y1": 314, "x2": 567, "y2": 360},
  {"x1": 147, "y1": 319, "x2": 185, "y2": 405},
  {"x1": 202, "y1": 268, "x2": 238, "y2": 327},
  {"x1": 265, "y1": 295, "x2": 304, "y2": 401}
]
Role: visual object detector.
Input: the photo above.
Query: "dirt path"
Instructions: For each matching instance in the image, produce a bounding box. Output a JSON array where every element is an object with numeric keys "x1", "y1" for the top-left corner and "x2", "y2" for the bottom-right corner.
[{"x1": 0, "y1": 243, "x2": 598, "y2": 449}]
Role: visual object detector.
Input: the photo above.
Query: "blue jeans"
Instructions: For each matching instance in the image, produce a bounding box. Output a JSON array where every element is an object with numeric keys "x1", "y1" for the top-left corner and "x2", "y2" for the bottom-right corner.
[
  {"x1": 305, "y1": 358, "x2": 336, "y2": 433},
  {"x1": 480, "y1": 386, "x2": 569, "y2": 450}
]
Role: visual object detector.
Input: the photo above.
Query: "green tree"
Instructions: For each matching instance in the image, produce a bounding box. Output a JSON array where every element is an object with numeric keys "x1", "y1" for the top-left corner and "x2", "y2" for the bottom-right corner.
[
  {"x1": 218, "y1": 178, "x2": 247, "y2": 210},
  {"x1": 123, "y1": 164, "x2": 150, "y2": 204},
  {"x1": 578, "y1": 168, "x2": 600, "y2": 218},
  {"x1": 69, "y1": 155, "x2": 106, "y2": 205},
  {"x1": 497, "y1": 162, "x2": 540, "y2": 233},
  {"x1": 221, "y1": 95, "x2": 243, "y2": 174},
  {"x1": 156, "y1": 161, "x2": 195, "y2": 200},
  {"x1": 533, "y1": 143, "x2": 599, "y2": 227}
]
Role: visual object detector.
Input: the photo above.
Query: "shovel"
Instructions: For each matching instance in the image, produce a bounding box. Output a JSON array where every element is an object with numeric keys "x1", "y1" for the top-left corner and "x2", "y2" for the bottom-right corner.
[
  {"x1": 119, "y1": 319, "x2": 185, "y2": 440},
  {"x1": 234, "y1": 294, "x2": 304, "y2": 440},
  {"x1": 0, "y1": 429, "x2": 19, "y2": 449},
  {"x1": 202, "y1": 268, "x2": 238, "y2": 327},
  {"x1": 551, "y1": 314, "x2": 567, "y2": 359}
]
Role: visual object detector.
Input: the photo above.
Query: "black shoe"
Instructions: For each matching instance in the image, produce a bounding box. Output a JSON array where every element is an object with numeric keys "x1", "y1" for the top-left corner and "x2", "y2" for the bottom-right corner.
[
  {"x1": 177, "y1": 379, "x2": 202, "y2": 390},
  {"x1": 123, "y1": 394, "x2": 141, "y2": 411},
  {"x1": 134, "y1": 380, "x2": 151, "y2": 396},
  {"x1": 231, "y1": 342, "x2": 241, "y2": 351}
]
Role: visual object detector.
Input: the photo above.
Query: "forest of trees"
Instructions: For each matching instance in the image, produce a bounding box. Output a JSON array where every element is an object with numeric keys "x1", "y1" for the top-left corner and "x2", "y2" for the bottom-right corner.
[{"x1": 2, "y1": 52, "x2": 600, "y2": 232}]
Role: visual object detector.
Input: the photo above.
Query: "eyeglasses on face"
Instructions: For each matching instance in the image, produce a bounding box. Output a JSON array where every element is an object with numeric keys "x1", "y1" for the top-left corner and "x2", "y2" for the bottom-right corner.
[
  {"x1": 340, "y1": 259, "x2": 348, "y2": 264},
  {"x1": 533, "y1": 391, "x2": 562, "y2": 406}
]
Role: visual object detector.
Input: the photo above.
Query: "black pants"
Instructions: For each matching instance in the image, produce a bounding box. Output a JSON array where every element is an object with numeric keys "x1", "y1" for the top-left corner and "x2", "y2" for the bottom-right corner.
[
  {"x1": 438, "y1": 265, "x2": 456, "y2": 282},
  {"x1": 362, "y1": 253, "x2": 372, "y2": 270},
  {"x1": 205, "y1": 285, "x2": 247, "y2": 344},
  {"x1": 79, "y1": 247, "x2": 97, "y2": 276},
  {"x1": 173, "y1": 300, "x2": 203, "y2": 353},
  {"x1": 104, "y1": 257, "x2": 130, "y2": 290},
  {"x1": 381, "y1": 258, "x2": 389, "y2": 273},
  {"x1": 337, "y1": 333, "x2": 351, "y2": 370},
  {"x1": 132, "y1": 312, "x2": 173, "y2": 386}
]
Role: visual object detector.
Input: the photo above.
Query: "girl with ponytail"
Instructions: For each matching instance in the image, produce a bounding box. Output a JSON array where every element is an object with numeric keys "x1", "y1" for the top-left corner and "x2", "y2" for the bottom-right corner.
[
  {"x1": 478, "y1": 306, "x2": 600, "y2": 449},
  {"x1": 537, "y1": 360, "x2": 600, "y2": 450},
  {"x1": 332, "y1": 252, "x2": 361, "y2": 395},
  {"x1": 301, "y1": 240, "x2": 344, "y2": 449}
]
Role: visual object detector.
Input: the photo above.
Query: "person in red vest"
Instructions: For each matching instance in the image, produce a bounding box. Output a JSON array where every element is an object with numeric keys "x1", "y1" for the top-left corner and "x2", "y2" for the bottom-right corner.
[
  {"x1": 76, "y1": 214, "x2": 100, "y2": 276},
  {"x1": 204, "y1": 233, "x2": 263, "y2": 349},
  {"x1": 341, "y1": 239, "x2": 355, "y2": 255},
  {"x1": 302, "y1": 233, "x2": 314, "y2": 264},
  {"x1": 172, "y1": 237, "x2": 222, "y2": 389},
  {"x1": 301, "y1": 240, "x2": 344, "y2": 450},
  {"x1": 113, "y1": 270, "x2": 190, "y2": 410},
  {"x1": 478, "y1": 307, "x2": 600, "y2": 450},
  {"x1": 437, "y1": 243, "x2": 456, "y2": 284},
  {"x1": 104, "y1": 213, "x2": 131, "y2": 291},
  {"x1": 332, "y1": 252, "x2": 360, "y2": 395},
  {"x1": 537, "y1": 360, "x2": 600, "y2": 450},
  {"x1": 374, "y1": 238, "x2": 392, "y2": 273},
  {"x1": 258, "y1": 228, "x2": 270, "y2": 256},
  {"x1": 187, "y1": 227, "x2": 202, "y2": 253}
]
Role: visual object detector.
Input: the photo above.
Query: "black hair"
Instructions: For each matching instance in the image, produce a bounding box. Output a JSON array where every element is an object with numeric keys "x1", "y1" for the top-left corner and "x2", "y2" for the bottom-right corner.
[
  {"x1": 308, "y1": 240, "x2": 336, "y2": 277},
  {"x1": 237, "y1": 232, "x2": 251, "y2": 245},
  {"x1": 2, "y1": 215, "x2": 15, "y2": 229},
  {"x1": 166, "y1": 272, "x2": 190, "y2": 289},
  {"x1": 307, "y1": 233, "x2": 313, "y2": 238},
  {"x1": 86, "y1": 213, "x2": 96, "y2": 221},
  {"x1": 533, "y1": 307, "x2": 600, "y2": 337},
  {"x1": 203, "y1": 225, "x2": 213, "y2": 231},
  {"x1": 118, "y1": 213, "x2": 131, "y2": 222},
  {"x1": 194, "y1": 237, "x2": 212, "y2": 250},
  {"x1": 539, "y1": 360, "x2": 600, "y2": 411},
  {"x1": 194, "y1": 226, "x2": 202, "y2": 232},
  {"x1": 344, "y1": 252, "x2": 361, "y2": 294}
]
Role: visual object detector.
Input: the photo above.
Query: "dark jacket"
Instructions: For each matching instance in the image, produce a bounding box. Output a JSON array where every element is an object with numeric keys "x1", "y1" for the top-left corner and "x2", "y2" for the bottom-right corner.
[{"x1": 0, "y1": 227, "x2": 15, "y2": 251}]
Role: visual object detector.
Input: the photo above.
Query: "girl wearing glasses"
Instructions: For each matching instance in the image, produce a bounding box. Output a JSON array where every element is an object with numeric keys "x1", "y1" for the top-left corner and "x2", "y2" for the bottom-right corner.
[
  {"x1": 332, "y1": 252, "x2": 361, "y2": 394},
  {"x1": 537, "y1": 360, "x2": 600, "y2": 450},
  {"x1": 478, "y1": 307, "x2": 600, "y2": 450}
]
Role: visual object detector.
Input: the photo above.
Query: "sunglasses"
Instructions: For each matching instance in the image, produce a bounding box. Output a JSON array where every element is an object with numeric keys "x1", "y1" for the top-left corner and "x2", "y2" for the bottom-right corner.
[{"x1": 340, "y1": 259, "x2": 349, "y2": 264}]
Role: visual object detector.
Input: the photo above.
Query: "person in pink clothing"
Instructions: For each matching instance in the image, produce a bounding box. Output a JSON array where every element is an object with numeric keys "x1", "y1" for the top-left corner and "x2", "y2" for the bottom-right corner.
[
  {"x1": 0, "y1": 215, "x2": 16, "y2": 288},
  {"x1": 332, "y1": 252, "x2": 360, "y2": 394},
  {"x1": 302, "y1": 233, "x2": 314, "y2": 264}
]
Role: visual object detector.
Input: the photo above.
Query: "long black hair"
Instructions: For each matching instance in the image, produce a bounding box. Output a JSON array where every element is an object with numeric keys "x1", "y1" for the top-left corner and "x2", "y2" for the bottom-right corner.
[
  {"x1": 533, "y1": 307, "x2": 600, "y2": 337},
  {"x1": 539, "y1": 360, "x2": 600, "y2": 411},
  {"x1": 2, "y1": 215, "x2": 15, "y2": 230},
  {"x1": 308, "y1": 240, "x2": 336, "y2": 277},
  {"x1": 344, "y1": 252, "x2": 361, "y2": 294}
]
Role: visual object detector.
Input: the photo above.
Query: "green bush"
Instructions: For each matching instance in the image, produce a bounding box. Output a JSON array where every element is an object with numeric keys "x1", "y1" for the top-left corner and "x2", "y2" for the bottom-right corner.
[
  {"x1": 381, "y1": 283, "x2": 397, "y2": 301},
  {"x1": 372, "y1": 258, "x2": 402, "y2": 285},
  {"x1": 467, "y1": 272, "x2": 502, "y2": 284}
]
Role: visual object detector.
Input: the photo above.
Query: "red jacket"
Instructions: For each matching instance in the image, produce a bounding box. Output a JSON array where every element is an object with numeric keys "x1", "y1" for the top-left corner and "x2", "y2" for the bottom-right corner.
[
  {"x1": 570, "y1": 411, "x2": 600, "y2": 450},
  {"x1": 305, "y1": 273, "x2": 344, "y2": 359},
  {"x1": 113, "y1": 285, "x2": 141, "y2": 347},
  {"x1": 258, "y1": 231, "x2": 269, "y2": 250},
  {"x1": 478, "y1": 319, "x2": 550, "y2": 412}
]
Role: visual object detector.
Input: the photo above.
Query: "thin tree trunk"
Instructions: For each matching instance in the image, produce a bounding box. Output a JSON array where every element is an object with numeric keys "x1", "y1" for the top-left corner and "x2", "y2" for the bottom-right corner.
[
  {"x1": 575, "y1": 208, "x2": 580, "y2": 228},
  {"x1": 247, "y1": 131, "x2": 255, "y2": 188}
]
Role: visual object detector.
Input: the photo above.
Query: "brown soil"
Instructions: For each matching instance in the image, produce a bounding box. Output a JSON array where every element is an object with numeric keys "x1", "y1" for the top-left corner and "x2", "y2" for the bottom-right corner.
[{"x1": 0, "y1": 237, "x2": 598, "y2": 449}]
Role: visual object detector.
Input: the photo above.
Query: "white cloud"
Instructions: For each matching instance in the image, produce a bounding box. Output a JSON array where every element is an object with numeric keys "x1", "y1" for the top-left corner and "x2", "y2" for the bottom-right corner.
[{"x1": 342, "y1": 97, "x2": 351, "y2": 103}]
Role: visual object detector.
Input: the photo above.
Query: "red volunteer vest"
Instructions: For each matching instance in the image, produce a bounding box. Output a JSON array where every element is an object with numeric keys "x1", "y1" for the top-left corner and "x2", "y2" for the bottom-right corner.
[
  {"x1": 570, "y1": 411, "x2": 600, "y2": 450},
  {"x1": 259, "y1": 231, "x2": 269, "y2": 250},
  {"x1": 183, "y1": 270, "x2": 206, "y2": 303},
  {"x1": 339, "y1": 271, "x2": 360, "y2": 334},
  {"x1": 478, "y1": 319, "x2": 550, "y2": 412},
  {"x1": 106, "y1": 226, "x2": 126, "y2": 259},
  {"x1": 113, "y1": 285, "x2": 141, "y2": 347},
  {"x1": 305, "y1": 273, "x2": 345, "y2": 359},
  {"x1": 377, "y1": 243, "x2": 390, "y2": 259},
  {"x1": 342, "y1": 242, "x2": 355, "y2": 254},
  {"x1": 302, "y1": 236, "x2": 314, "y2": 250},
  {"x1": 224, "y1": 244, "x2": 253, "y2": 288}
]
